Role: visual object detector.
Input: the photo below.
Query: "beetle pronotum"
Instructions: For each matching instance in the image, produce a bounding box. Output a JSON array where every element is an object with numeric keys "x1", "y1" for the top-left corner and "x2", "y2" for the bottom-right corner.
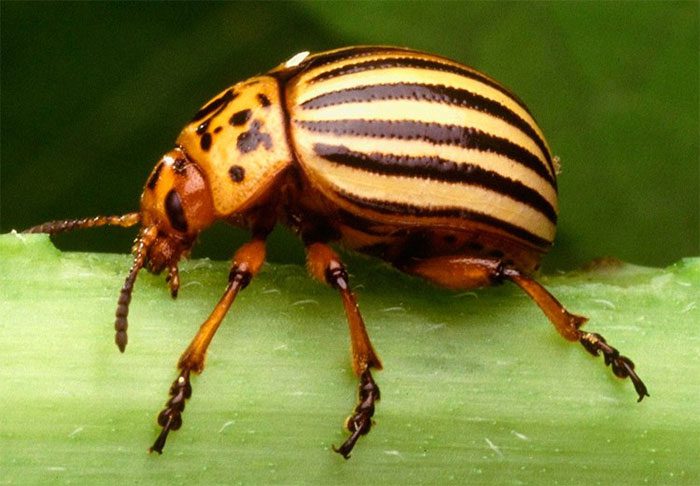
[{"x1": 25, "y1": 46, "x2": 647, "y2": 458}]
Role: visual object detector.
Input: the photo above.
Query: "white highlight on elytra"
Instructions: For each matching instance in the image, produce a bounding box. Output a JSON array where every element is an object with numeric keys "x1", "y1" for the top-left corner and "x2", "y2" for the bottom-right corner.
[{"x1": 285, "y1": 51, "x2": 310, "y2": 68}]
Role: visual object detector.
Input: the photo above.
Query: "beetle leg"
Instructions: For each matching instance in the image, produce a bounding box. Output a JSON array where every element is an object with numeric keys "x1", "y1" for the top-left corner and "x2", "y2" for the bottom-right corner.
[
  {"x1": 149, "y1": 238, "x2": 266, "y2": 454},
  {"x1": 401, "y1": 256, "x2": 648, "y2": 402},
  {"x1": 305, "y1": 242, "x2": 382, "y2": 459},
  {"x1": 504, "y1": 268, "x2": 649, "y2": 401},
  {"x1": 166, "y1": 264, "x2": 180, "y2": 299}
]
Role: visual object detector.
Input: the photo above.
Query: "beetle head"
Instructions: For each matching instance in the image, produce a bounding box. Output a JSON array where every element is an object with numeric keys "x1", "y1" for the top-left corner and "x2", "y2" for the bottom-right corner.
[
  {"x1": 138, "y1": 147, "x2": 216, "y2": 273},
  {"x1": 22, "y1": 146, "x2": 217, "y2": 351},
  {"x1": 113, "y1": 147, "x2": 216, "y2": 351}
]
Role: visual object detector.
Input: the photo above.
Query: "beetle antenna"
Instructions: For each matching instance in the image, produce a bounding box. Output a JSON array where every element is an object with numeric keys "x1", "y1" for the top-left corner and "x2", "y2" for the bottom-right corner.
[
  {"x1": 114, "y1": 225, "x2": 157, "y2": 353},
  {"x1": 23, "y1": 212, "x2": 141, "y2": 234}
]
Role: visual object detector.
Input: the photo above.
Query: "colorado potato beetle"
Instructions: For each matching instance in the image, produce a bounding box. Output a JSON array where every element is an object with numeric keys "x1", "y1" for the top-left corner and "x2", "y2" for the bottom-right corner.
[{"x1": 25, "y1": 46, "x2": 648, "y2": 458}]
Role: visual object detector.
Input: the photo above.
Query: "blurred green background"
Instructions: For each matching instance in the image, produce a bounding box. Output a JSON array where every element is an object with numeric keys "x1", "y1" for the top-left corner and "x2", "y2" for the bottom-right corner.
[{"x1": 1, "y1": 1, "x2": 698, "y2": 270}]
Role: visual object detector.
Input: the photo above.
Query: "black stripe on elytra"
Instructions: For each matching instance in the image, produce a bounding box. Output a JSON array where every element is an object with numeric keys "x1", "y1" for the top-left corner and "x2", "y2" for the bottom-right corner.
[
  {"x1": 297, "y1": 119, "x2": 555, "y2": 187},
  {"x1": 314, "y1": 143, "x2": 557, "y2": 224},
  {"x1": 191, "y1": 89, "x2": 236, "y2": 122},
  {"x1": 165, "y1": 190, "x2": 188, "y2": 233},
  {"x1": 336, "y1": 190, "x2": 552, "y2": 250},
  {"x1": 301, "y1": 82, "x2": 552, "y2": 175},
  {"x1": 304, "y1": 46, "x2": 419, "y2": 70},
  {"x1": 336, "y1": 207, "x2": 396, "y2": 237},
  {"x1": 307, "y1": 56, "x2": 531, "y2": 116}
]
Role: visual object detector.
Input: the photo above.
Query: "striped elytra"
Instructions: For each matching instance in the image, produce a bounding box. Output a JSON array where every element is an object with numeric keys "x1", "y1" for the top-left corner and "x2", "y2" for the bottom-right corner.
[
  {"x1": 177, "y1": 46, "x2": 558, "y2": 272},
  {"x1": 25, "y1": 46, "x2": 647, "y2": 458}
]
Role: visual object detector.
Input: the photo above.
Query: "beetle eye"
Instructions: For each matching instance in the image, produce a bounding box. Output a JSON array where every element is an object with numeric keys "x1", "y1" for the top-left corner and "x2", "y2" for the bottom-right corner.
[{"x1": 165, "y1": 189, "x2": 188, "y2": 232}]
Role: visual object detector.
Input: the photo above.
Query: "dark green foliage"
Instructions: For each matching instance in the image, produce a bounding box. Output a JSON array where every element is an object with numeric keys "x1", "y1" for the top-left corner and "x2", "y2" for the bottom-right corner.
[{"x1": 1, "y1": 2, "x2": 697, "y2": 270}]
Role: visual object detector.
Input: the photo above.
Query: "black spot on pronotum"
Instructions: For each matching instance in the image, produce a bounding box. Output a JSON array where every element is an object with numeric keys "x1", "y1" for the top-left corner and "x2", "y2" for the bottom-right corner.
[
  {"x1": 257, "y1": 93, "x2": 271, "y2": 107},
  {"x1": 196, "y1": 120, "x2": 209, "y2": 135},
  {"x1": 230, "y1": 109, "x2": 252, "y2": 126},
  {"x1": 165, "y1": 190, "x2": 188, "y2": 232},
  {"x1": 228, "y1": 165, "x2": 245, "y2": 183},
  {"x1": 214, "y1": 126, "x2": 223, "y2": 134},
  {"x1": 237, "y1": 120, "x2": 273, "y2": 154},
  {"x1": 200, "y1": 133, "x2": 212, "y2": 151},
  {"x1": 147, "y1": 162, "x2": 164, "y2": 190},
  {"x1": 191, "y1": 89, "x2": 236, "y2": 122}
]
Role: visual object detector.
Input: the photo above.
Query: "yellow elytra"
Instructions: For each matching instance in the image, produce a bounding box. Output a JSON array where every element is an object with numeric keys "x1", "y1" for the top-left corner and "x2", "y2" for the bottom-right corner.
[
  {"x1": 178, "y1": 46, "x2": 557, "y2": 273},
  {"x1": 25, "y1": 46, "x2": 647, "y2": 458}
]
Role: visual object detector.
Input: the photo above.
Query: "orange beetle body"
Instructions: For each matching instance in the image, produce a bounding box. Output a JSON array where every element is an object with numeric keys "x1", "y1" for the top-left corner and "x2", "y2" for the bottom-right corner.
[{"x1": 26, "y1": 46, "x2": 646, "y2": 458}]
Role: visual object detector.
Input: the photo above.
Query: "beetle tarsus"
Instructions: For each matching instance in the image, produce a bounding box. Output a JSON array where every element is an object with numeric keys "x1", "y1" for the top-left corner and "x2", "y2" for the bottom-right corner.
[
  {"x1": 150, "y1": 369, "x2": 192, "y2": 454},
  {"x1": 166, "y1": 264, "x2": 180, "y2": 299},
  {"x1": 579, "y1": 332, "x2": 649, "y2": 401},
  {"x1": 333, "y1": 369, "x2": 380, "y2": 459}
]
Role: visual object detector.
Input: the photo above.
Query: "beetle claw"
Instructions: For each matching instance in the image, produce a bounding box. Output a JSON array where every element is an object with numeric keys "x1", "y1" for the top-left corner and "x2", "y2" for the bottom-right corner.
[
  {"x1": 579, "y1": 332, "x2": 649, "y2": 401},
  {"x1": 150, "y1": 369, "x2": 192, "y2": 454},
  {"x1": 166, "y1": 264, "x2": 180, "y2": 299},
  {"x1": 333, "y1": 369, "x2": 380, "y2": 459}
]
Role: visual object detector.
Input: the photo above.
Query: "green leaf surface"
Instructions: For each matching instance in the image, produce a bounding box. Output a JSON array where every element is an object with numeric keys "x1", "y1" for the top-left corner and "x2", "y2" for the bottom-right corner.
[{"x1": 1, "y1": 234, "x2": 698, "y2": 484}]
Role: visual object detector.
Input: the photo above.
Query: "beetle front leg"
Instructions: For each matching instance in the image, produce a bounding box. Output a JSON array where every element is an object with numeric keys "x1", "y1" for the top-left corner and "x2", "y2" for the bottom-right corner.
[
  {"x1": 306, "y1": 242, "x2": 382, "y2": 459},
  {"x1": 166, "y1": 264, "x2": 180, "y2": 298},
  {"x1": 150, "y1": 238, "x2": 266, "y2": 454}
]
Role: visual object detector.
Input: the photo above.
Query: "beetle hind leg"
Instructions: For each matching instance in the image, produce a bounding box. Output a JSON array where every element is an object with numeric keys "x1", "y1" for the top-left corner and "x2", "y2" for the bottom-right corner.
[
  {"x1": 306, "y1": 242, "x2": 382, "y2": 459},
  {"x1": 401, "y1": 256, "x2": 648, "y2": 401},
  {"x1": 578, "y1": 332, "x2": 648, "y2": 401},
  {"x1": 505, "y1": 268, "x2": 649, "y2": 401}
]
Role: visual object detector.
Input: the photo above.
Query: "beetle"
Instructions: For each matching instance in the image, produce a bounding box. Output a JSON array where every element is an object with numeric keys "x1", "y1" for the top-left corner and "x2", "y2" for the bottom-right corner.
[{"x1": 25, "y1": 46, "x2": 648, "y2": 458}]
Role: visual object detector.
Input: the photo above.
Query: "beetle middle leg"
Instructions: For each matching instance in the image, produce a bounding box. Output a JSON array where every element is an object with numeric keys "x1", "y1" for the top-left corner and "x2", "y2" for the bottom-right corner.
[
  {"x1": 306, "y1": 242, "x2": 382, "y2": 459},
  {"x1": 401, "y1": 255, "x2": 648, "y2": 401},
  {"x1": 149, "y1": 237, "x2": 267, "y2": 454}
]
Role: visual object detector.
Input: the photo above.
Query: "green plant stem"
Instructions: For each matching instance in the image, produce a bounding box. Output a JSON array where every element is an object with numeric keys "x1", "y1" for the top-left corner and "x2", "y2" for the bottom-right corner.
[{"x1": 1, "y1": 233, "x2": 698, "y2": 484}]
